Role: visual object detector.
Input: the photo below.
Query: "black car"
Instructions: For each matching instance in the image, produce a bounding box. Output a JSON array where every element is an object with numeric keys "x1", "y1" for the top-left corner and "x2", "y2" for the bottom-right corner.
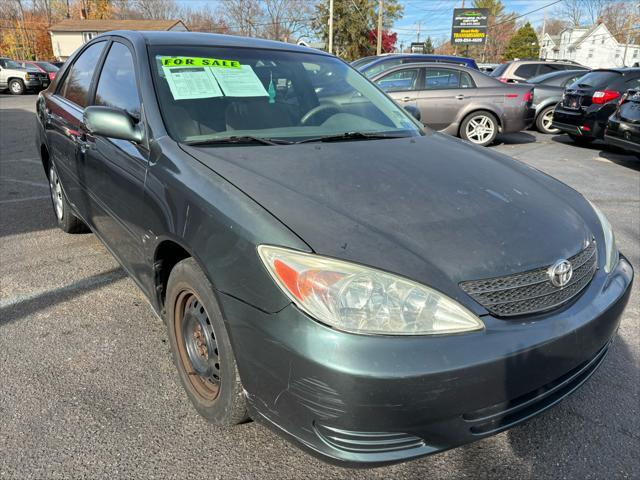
[
  {"x1": 526, "y1": 69, "x2": 589, "y2": 134},
  {"x1": 553, "y1": 68, "x2": 640, "y2": 144},
  {"x1": 36, "y1": 31, "x2": 633, "y2": 467},
  {"x1": 604, "y1": 89, "x2": 640, "y2": 155}
]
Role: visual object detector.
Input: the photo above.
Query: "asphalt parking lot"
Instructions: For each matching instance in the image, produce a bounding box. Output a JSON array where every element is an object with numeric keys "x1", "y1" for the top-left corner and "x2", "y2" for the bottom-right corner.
[{"x1": 1, "y1": 92, "x2": 638, "y2": 479}]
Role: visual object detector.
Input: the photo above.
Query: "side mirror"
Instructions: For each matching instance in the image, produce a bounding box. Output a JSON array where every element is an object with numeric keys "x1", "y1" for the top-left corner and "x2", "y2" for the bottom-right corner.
[
  {"x1": 404, "y1": 105, "x2": 421, "y2": 122},
  {"x1": 84, "y1": 106, "x2": 143, "y2": 143}
]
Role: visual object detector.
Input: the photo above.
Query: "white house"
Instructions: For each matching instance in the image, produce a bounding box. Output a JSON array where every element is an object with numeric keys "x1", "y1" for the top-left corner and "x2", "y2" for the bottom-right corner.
[
  {"x1": 540, "y1": 22, "x2": 639, "y2": 69},
  {"x1": 49, "y1": 19, "x2": 189, "y2": 61}
]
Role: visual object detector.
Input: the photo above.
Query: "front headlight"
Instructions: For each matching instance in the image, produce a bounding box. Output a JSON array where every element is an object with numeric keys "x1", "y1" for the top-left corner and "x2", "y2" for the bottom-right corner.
[
  {"x1": 258, "y1": 245, "x2": 484, "y2": 335},
  {"x1": 589, "y1": 201, "x2": 618, "y2": 273}
]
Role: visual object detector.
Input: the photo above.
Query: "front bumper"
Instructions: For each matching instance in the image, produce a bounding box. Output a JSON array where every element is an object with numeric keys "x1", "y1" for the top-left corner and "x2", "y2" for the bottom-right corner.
[
  {"x1": 220, "y1": 256, "x2": 633, "y2": 467},
  {"x1": 24, "y1": 78, "x2": 48, "y2": 90}
]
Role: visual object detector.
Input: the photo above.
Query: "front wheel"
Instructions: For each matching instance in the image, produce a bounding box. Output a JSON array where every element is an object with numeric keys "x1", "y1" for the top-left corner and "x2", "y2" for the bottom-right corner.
[
  {"x1": 460, "y1": 111, "x2": 498, "y2": 147},
  {"x1": 48, "y1": 164, "x2": 89, "y2": 233},
  {"x1": 9, "y1": 79, "x2": 25, "y2": 95},
  {"x1": 536, "y1": 106, "x2": 560, "y2": 134},
  {"x1": 166, "y1": 258, "x2": 248, "y2": 425}
]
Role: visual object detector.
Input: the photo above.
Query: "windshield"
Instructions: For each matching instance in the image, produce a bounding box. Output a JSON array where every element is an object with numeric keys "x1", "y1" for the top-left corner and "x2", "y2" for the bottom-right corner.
[
  {"x1": 150, "y1": 46, "x2": 423, "y2": 145},
  {"x1": 36, "y1": 62, "x2": 58, "y2": 72},
  {"x1": 361, "y1": 58, "x2": 402, "y2": 78},
  {"x1": 490, "y1": 63, "x2": 509, "y2": 77}
]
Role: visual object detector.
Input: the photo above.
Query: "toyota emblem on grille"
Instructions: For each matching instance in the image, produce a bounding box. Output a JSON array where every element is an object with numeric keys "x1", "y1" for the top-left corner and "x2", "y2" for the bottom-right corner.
[{"x1": 548, "y1": 259, "x2": 573, "y2": 288}]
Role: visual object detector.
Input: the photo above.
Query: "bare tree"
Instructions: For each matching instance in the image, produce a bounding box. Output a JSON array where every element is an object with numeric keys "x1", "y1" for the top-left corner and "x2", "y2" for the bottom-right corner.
[
  {"x1": 556, "y1": 0, "x2": 583, "y2": 27},
  {"x1": 219, "y1": 0, "x2": 264, "y2": 37},
  {"x1": 262, "y1": 0, "x2": 313, "y2": 42},
  {"x1": 133, "y1": 0, "x2": 181, "y2": 20}
]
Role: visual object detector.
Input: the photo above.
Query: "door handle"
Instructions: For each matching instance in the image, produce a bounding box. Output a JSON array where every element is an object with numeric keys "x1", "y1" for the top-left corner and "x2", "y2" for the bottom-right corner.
[
  {"x1": 455, "y1": 94, "x2": 465, "y2": 100},
  {"x1": 401, "y1": 96, "x2": 415, "y2": 102}
]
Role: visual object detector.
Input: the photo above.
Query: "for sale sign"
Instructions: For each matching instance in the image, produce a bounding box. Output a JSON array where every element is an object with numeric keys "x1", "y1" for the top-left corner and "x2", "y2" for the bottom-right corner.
[{"x1": 451, "y1": 8, "x2": 488, "y2": 45}]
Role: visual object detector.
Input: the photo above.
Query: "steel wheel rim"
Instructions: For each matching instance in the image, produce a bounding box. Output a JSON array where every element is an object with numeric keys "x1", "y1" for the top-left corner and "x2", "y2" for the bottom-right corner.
[
  {"x1": 10, "y1": 82, "x2": 21, "y2": 93},
  {"x1": 174, "y1": 290, "x2": 220, "y2": 401},
  {"x1": 542, "y1": 109, "x2": 558, "y2": 133},
  {"x1": 49, "y1": 167, "x2": 64, "y2": 220},
  {"x1": 466, "y1": 115, "x2": 495, "y2": 144}
]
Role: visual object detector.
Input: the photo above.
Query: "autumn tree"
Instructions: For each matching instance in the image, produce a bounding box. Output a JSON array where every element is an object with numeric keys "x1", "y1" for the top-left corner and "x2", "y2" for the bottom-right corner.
[
  {"x1": 367, "y1": 29, "x2": 397, "y2": 53},
  {"x1": 503, "y1": 22, "x2": 539, "y2": 61},
  {"x1": 313, "y1": 0, "x2": 403, "y2": 60}
]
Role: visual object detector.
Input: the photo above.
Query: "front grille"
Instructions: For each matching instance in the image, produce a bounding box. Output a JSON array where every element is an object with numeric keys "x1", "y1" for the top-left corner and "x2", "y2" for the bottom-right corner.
[
  {"x1": 460, "y1": 240, "x2": 597, "y2": 317},
  {"x1": 462, "y1": 342, "x2": 609, "y2": 435}
]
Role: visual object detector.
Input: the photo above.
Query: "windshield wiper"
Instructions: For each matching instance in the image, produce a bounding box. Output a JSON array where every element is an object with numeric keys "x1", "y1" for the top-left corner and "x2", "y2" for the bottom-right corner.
[
  {"x1": 295, "y1": 131, "x2": 409, "y2": 144},
  {"x1": 184, "y1": 136, "x2": 293, "y2": 146}
]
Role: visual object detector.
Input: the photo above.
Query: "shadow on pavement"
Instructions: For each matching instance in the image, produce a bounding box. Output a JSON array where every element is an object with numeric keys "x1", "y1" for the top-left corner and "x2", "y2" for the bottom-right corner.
[
  {"x1": 0, "y1": 267, "x2": 127, "y2": 327},
  {"x1": 495, "y1": 132, "x2": 537, "y2": 146}
]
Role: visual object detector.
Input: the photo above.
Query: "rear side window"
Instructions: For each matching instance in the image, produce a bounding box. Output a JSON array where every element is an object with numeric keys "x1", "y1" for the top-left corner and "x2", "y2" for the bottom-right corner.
[
  {"x1": 424, "y1": 68, "x2": 471, "y2": 89},
  {"x1": 94, "y1": 42, "x2": 141, "y2": 119},
  {"x1": 514, "y1": 64, "x2": 538, "y2": 79},
  {"x1": 538, "y1": 64, "x2": 563, "y2": 75},
  {"x1": 59, "y1": 41, "x2": 106, "y2": 107},
  {"x1": 568, "y1": 71, "x2": 620, "y2": 89},
  {"x1": 624, "y1": 76, "x2": 640, "y2": 90}
]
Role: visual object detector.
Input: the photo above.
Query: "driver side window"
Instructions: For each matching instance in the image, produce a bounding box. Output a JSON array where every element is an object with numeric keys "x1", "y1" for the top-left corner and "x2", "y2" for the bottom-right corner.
[{"x1": 376, "y1": 69, "x2": 419, "y2": 92}]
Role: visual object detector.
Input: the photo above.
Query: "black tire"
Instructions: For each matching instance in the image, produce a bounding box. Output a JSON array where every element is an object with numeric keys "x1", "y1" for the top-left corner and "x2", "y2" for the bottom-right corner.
[
  {"x1": 535, "y1": 106, "x2": 560, "y2": 134},
  {"x1": 568, "y1": 133, "x2": 595, "y2": 145},
  {"x1": 47, "y1": 163, "x2": 89, "y2": 233},
  {"x1": 9, "y1": 79, "x2": 25, "y2": 95},
  {"x1": 460, "y1": 111, "x2": 499, "y2": 147},
  {"x1": 166, "y1": 258, "x2": 248, "y2": 425}
]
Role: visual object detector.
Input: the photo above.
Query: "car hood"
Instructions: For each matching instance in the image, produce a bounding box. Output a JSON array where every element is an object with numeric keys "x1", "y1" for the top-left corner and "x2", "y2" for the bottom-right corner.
[{"x1": 183, "y1": 132, "x2": 596, "y2": 314}]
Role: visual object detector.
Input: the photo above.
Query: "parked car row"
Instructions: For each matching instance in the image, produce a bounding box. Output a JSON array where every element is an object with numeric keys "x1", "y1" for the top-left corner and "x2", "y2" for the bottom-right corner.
[
  {"x1": 0, "y1": 57, "x2": 59, "y2": 94},
  {"x1": 354, "y1": 54, "x2": 639, "y2": 155}
]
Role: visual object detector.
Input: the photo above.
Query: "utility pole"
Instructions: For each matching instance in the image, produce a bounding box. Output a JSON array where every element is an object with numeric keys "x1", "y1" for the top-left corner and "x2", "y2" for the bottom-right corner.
[
  {"x1": 376, "y1": 0, "x2": 383, "y2": 55},
  {"x1": 539, "y1": 10, "x2": 546, "y2": 59},
  {"x1": 328, "y1": 0, "x2": 334, "y2": 54},
  {"x1": 416, "y1": 22, "x2": 421, "y2": 43}
]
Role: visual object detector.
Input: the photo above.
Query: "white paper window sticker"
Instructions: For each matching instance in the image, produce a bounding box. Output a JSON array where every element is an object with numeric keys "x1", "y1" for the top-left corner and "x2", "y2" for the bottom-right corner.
[
  {"x1": 162, "y1": 66, "x2": 223, "y2": 100},
  {"x1": 210, "y1": 65, "x2": 268, "y2": 98}
]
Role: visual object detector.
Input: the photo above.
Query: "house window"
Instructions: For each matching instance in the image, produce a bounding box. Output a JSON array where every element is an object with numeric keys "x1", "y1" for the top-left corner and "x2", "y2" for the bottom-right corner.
[
  {"x1": 588, "y1": 49, "x2": 594, "y2": 59},
  {"x1": 591, "y1": 37, "x2": 595, "y2": 45},
  {"x1": 82, "y1": 32, "x2": 98, "y2": 43},
  {"x1": 634, "y1": 49, "x2": 639, "y2": 58},
  {"x1": 601, "y1": 37, "x2": 605, "y2": 45},
  {"x1": 615, "y1": 50, "x2": 621, "y2": 58}
]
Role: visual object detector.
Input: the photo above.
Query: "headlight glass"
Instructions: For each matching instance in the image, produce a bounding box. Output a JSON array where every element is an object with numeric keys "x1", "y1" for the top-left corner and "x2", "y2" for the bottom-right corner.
[
  {"x1": 258, "y1": 245, "x2": 484, "y2": 335},
  {"x1": 589, "y1": 201, "x2": 618, "y2": 273}
]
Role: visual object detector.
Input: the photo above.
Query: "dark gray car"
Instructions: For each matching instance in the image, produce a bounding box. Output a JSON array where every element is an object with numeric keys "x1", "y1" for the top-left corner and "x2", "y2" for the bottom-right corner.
[
  {"x1": 526, "y1": 69, "x2": 589, "y2": 134},
  {"x1": 36, "y1": 31, "x2": 633, "y2": 468},
  {"x1": 372, "y1": 63, "x2": 534, "y2": 146}
]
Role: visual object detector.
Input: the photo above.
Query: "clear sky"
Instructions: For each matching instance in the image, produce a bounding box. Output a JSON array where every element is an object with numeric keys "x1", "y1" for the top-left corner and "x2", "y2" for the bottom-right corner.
[{"x1": 176, "y1": 0, "x2": 566, "y2": 45}]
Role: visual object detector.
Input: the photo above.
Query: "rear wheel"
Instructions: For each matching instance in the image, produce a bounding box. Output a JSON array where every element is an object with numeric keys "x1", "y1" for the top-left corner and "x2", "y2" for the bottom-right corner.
[
  {"x1": 166, "y1": 258, "x2": 248, "y2": 425},
  {"x1": 460, "y1": 111, "x2": 498, "y2": 147},
  {"x1": 48, "y1": 164, "x2": 89, "y2": 233},
  {"x1": 9, "y1": 79, "x2": 25, "y2": 95},
  {"x1": 568, "y1": 133, "x2": 595, "y2": 145},
  {"x1": 536, "y1": 106, "x2": 560, "y2": 134}
]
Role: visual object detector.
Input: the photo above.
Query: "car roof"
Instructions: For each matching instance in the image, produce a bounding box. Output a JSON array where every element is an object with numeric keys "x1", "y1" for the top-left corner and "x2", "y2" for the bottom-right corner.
[
  {"x1": 392, "y1": 62, "x2": 476, "y2": 72},
  {"x1": 105, "y1": 30, "x2": 330, "y2": 56},
  {"x1": 369, "y1": 53, "x2": 475, "y2": 62},
  {"x1": 591, "y1": 67, "x2": 640, "y2": 74}
]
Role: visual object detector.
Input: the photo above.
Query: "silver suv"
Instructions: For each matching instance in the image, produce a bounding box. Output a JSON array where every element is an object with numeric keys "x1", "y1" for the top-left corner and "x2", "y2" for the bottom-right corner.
[
  {"x1": 490, "y1": 59, "x2": 588, "y2": 84},
  {"x1": 0, "y1": 57, "x2": 49, "y2": 95}
]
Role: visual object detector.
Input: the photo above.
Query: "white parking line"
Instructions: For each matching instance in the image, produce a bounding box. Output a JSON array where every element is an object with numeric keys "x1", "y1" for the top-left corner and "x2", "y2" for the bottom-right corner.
[
  {"x1": 0, "y1": 158, "x2": 40, "y2": 165},
  {"x1": 0, "y1": 177, "x2": 48, "y2": 188},
  {"x1": 0, "y1": 195, "x2": 49, "y2": 204}
]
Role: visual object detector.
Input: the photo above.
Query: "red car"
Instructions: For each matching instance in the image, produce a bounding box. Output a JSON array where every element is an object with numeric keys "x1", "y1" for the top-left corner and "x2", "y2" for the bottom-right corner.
[{"x1": 18, "y1": 60, "x2": 59, "y2": 81}]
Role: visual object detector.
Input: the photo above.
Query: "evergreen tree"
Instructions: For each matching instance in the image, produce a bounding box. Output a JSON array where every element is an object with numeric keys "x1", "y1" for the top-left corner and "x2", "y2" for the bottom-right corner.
[
  {"x1": 503, "y1": 22, "x2": 539, "y2": 60},
  {"x1": 423, "y1": 36, "x2": 434, "y2": 54}
]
